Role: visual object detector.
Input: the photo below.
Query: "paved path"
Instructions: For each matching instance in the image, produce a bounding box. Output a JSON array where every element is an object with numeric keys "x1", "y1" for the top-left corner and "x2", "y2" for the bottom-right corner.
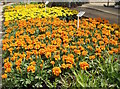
[
  {"x1": 81, "y1": 4, "x2": 120, "y2": 16},
  {"x1": 72, "y1": 4, "x2": 120, "y2": 25}
]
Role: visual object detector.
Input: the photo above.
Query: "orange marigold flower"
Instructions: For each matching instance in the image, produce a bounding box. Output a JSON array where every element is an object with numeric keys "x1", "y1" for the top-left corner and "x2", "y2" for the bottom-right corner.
[
  {"x1": 34, "y1": 44, "x2": 40, "y2": 50},
  {"x1": 92, "y1": 37, "x2": 97, "y2": 43},
  {"x1": 54, "y1": 55, "x2": 60, "y2": 60},
  {"x1": 78, "y1": 46, "x2": 84, "y2": 51},
  {"x1": 87, "y1": 45, "x2": 93, "y2": 51},
  {"x1": 30, "y1": 61, "x2": 36, "y2": 66},
  {"x1": 52, "y1": 67, "x2": 61, "y2": 76},
  {"x1": 89, "y1": 55, "x2": 95, "y2": 60},
  {"x1": 74, "y1": 49, "x2": 81, "y2": 55},
  {"x1": 66, "y1": 57, "x2": 74, "y2": 64},
  {"x1": 82, "y1": 51, "x2": 88, "y2": 56},
  {"x1": 99, "y1": 41, "x2": 104, "y2": 45},
  {"x1": 76, "y1": 57, "x2": 79, "y2": 61},
  {"x1": 50, "y1": 61, "x2": 55, "y2": 65},
  {"x1": 108, "y1": 50, "x2": 114, "y2": 55},
  {"x1": 112, "y1": 48, "x2": 118, "y2": 53},
  {"x1": 4, "y1": 62, "x2": 12, "y2": 69},
  {"x1": 62, "y1": 49, "x2": 67, "y2": 53},
  {"x1": 1, "y1": 74, "x2": 7, "y2": 79},
  {"x1": 100, "y1": 45, "x2": 105, "y2": 50},
  {"x1": 5, "y1": 68, "x2": 11, "y2": 73},
  {"x1": 79, "y1": 62, "x2": 89, "y2": 70},
  {"x1": 27, "y1": 65, "x2": 35, "y2": 73},
  {"x1": 40, "y1": 64, "x2": 43, "y2": 69},
  {"x1": 95, "y1": 47, "x2": 101, "y2": 53},
  {"x1": 68, "y1": 54, "x2": 74, "y2": 58},
  {"x1": 45, "y1": 52, "x2": 51, "y2": 58},
  {"x1": 66, "y1": 64, "x2": 73, "y2": 68}
]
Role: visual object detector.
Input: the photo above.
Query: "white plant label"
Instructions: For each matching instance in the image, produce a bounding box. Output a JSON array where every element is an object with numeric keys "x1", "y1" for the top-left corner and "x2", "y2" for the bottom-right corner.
[
  {"x1": 45, "y1": 1, "x2": 49, "y2": 12},
  {"x1": 45, "y1": 1, "x2": 49, "y2": 5},
  {"x1": 77, "y1": 11, "x2": 85, "y2": 29}
]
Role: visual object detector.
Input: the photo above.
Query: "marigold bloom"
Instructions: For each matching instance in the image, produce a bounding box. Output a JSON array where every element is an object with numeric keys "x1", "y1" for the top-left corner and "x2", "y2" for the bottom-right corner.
[
  {"x1": 40, "y1": 64, "x2": 43, "y2": 69},
  {"x1": 54, "y1": 55, "x2": 60, "y2": 60},
  {"x1": 66, "y1": 64, "x2": 73, "y2": 68},
  {"x1": 74, "y1": 49, "x2": 81, "y2": 55},
  {"x1": 82, "y1": 51, "x2": 88, "y2": 56},
  {"x1": 52, "y1": 67, "x2": 61, "y2": 76},
  {"x1": 62, "y1": 55, "x2": 67, "y2": 61},
  {"x1": 66, "y1": 57, "x2": 74, "y2": 64},
  {"x1": 108, "y1": 50, "x2": 113, "y2": 54},
  {"x1": 95, "y1": 48, "x2": 101, "y2": 53},
  {"x1": 89, "y1": 55, "x2": 95, "y2": 60},
  {"x1": 87, "y1": 45, "x2": 93, "y2": 51},
  {"x1": 112, "y1": 48, "x2": 118, "y2": 53},
  {"x1": 30, "y1": 61, "x2": 36, "y2": 66},
  {"x1": 2, "y1": 74, "x2": 7, "y2": 79},
  {"x1": 27, "y1": 65, "x2": 35, "y2": 73},
  {"x1": 61, "y1": 63, "x2": 66, "y2": 69},
  {"x1": 4, "y1": 62, "x2": 12, "y2": 69},
  {"x1": 50, "y1": 61, "x2": 55, "y2": 65},
  {"x1": 45, "y1": 52, "x2": 51, "y2": 58},
  {"x1": 5, "y1": 68, "x2": 11, "y2": 73},
  {"x1": 79, "y1": 62, "x2": 89, "y2": 70}
]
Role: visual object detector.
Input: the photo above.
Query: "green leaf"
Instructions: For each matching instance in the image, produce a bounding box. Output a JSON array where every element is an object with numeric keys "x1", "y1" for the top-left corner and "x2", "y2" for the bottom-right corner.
[{"x1": 26, "y1": 79, "x2": 31, "y2": 84}]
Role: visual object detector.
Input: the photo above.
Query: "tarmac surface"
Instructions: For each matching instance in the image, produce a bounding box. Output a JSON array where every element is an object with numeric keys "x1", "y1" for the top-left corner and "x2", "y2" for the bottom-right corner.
[{"x1": 72, "y1": 4, "x2": 120, "y2": 24}]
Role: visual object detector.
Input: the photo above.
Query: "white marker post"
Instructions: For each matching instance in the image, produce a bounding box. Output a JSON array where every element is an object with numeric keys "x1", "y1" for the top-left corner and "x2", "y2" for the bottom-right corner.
[
  {"x1": 77, "y1": 11, "x2": 85, "y2": 29},
  {"x1": 45, "y1": 1, "x2": 49, "y2": 12},
  {"x1": 24, "y1": 0, "x2": 26, "y2": 8},
  {"x1": 28, "y1": 0, "x2": 30, "y2": 4}
]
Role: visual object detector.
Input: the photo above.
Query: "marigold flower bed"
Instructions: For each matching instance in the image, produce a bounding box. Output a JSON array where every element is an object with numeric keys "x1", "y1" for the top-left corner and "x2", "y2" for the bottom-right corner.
[
  {"x1": 3, "y1": 4, "x2": 78, "y2": 21},
  {"x1": 2, "y1": 3, "x2": 120, "y2": 89}
]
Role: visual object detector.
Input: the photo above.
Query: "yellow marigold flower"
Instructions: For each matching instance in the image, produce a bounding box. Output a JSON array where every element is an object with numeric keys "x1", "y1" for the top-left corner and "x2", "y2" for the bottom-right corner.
[
  {"x1": 115, "y1": 30, "x2": 118, "y2": 36},
  {"x1": 52, "y1": 67, "x2": 61, "y2": 76},
  {"x1": 79, "y1": 62, "x2": 89, "y2": 70},
  {"x1": 2, "y1": 74, "x2": 7, "y2": 79}
]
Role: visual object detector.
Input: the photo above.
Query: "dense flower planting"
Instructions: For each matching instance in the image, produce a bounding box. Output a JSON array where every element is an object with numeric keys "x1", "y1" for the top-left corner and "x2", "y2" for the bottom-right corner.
[
  {"x1": 2, "y1": 17, "x2": 120, "y2": 88},
  {"x1": 2, "y1": 3, "x2": 120, "y2": 89},
  {"x1": 4, "y1": 4, "x2": 78, "y2": 21}
]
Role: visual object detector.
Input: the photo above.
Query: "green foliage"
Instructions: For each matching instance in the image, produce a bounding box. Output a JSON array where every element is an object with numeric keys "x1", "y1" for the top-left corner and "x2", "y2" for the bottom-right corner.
[{"x1": 70, "y1": 55, "x2": 120, "y2": 88}]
